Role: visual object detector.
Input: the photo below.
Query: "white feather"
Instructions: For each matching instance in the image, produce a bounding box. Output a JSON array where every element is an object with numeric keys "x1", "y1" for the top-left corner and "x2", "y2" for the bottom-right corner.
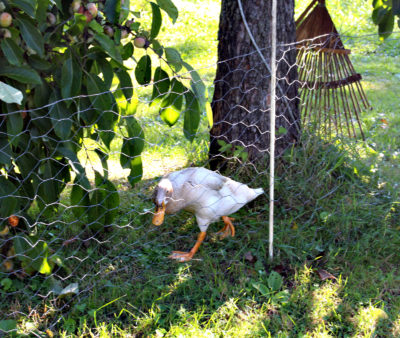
[{"x1": 156, "y1": 167, "x2": 264, "y2": 232}]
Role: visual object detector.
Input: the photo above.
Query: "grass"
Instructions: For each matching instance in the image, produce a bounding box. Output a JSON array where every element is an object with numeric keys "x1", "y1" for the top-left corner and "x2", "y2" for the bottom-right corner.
[{"x1": 2, "y1": 0, "x2": 400, "y2": 336}]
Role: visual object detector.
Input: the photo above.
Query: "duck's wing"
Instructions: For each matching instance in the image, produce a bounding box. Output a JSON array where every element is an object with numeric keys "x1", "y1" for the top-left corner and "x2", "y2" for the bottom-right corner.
[
  {"x1": 172, "y1": 167, "x2": 228, "y2": 191},
  {"x1": 193, "y1": 170, "x2": 228, "y2": 191}
]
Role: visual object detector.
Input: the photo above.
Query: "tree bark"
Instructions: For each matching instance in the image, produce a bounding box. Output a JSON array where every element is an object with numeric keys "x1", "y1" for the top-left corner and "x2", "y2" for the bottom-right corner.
[{"x1": 209, "y1": 0, "x2": 299, "y2": 170}]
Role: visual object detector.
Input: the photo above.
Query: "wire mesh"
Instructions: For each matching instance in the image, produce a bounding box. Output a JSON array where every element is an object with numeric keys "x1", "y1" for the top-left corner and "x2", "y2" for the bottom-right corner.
[{"x1": 0, "y1": 32, "x2": 399, "y2": 335}]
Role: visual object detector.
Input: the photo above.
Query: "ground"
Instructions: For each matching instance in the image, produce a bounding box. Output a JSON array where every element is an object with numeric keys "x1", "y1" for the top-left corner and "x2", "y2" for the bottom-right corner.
[{"x1": 1, "y1": 0, "x2": 400, "y2": 336}]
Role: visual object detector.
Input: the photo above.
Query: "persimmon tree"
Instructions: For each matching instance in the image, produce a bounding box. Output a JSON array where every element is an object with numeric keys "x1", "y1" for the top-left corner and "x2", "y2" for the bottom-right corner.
[{"x1": 0, "y1": 0, "x2": 203, "y2": 275}]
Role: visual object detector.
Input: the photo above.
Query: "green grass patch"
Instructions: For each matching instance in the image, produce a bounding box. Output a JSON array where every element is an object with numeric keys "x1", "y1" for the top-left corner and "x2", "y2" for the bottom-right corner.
[{"x1": 2, "y1": 0, "x2": 400, "y2": 337}]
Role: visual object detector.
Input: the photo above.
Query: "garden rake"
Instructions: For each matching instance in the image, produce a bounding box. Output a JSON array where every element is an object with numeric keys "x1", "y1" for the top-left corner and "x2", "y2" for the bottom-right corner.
[{"x1": 296, "y1": 0, "x2": 370, "y2": 140}]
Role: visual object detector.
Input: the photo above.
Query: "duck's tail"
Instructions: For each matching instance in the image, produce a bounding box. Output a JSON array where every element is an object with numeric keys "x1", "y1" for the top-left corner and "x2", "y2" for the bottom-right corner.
[{"x1": 253, "y1": 188, "x2": 264, "y2": 196}]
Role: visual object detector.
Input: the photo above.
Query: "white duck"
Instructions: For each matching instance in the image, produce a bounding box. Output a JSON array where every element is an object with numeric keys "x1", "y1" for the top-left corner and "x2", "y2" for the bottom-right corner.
[{"x1": 152, "y1": 167, "x2": 264, "y2": 262}]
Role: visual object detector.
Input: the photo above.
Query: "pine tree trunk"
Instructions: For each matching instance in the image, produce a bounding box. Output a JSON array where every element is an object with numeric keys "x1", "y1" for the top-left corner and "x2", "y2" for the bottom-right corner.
[{"x1": 209, "y1": 0, "x2": 299, "y2": 169}]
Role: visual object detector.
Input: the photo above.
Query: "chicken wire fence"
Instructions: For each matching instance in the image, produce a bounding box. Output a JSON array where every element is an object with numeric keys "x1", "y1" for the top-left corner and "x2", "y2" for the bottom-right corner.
[{"x1": 0, "y1": 32, "x2": 398, "y2": 334}]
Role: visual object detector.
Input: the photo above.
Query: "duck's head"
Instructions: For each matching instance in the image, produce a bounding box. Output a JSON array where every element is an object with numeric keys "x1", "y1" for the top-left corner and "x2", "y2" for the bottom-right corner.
[{"x1": 152, "y1": 179, "x2": 173, "y2": 226}]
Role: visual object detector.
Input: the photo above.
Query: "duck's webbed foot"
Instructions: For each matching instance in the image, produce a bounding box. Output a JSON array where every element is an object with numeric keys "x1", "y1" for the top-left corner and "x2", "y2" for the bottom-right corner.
[
  {"x1": 168, "y1": 231, "x2": 206, "y2": 262},
  {"x1": 169, "y1": 251, "x2": 194, "y2": 262},
  {"x1": 215, "y1": 216, "x2": 235, "y2": 239}
]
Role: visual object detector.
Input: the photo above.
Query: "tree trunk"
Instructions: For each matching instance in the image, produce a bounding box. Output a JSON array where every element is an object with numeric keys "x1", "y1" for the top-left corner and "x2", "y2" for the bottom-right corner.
[{"x1": 209, "y1": 0, "x2": 299, "y2": 170}]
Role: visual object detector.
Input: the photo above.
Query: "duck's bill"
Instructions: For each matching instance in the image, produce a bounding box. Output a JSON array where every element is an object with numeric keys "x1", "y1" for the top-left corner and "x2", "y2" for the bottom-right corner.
[{"x1": 152, "y1": 203, "x2": 165, "y2": 226}]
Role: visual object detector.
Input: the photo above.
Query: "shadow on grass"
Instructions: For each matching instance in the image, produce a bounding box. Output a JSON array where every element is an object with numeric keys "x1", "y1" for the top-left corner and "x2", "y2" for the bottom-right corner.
[{"x1": 1, "y1": 138, "x2": 400, "y2": 336}]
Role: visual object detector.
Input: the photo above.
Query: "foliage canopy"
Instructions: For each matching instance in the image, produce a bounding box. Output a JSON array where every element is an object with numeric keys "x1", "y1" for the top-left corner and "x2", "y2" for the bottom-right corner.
[{"x1": 0, "y1": 0, "x2": 204, "y2": 275}]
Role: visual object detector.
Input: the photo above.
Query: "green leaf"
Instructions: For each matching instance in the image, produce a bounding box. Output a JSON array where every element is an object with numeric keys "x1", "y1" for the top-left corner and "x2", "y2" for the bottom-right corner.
[
  {"x1": 102, "y1": 179, "x2": 120, "y2": 224},
  {"x1": 115, "y1": 27, "x2": 122, "y2": 46},
  {"x1": 120, "y1": 116, "x2": 144, "y2": 166},
  {"x1": 88, "y1": 188, "x2": 107, "y2": 230},
  {"x1": 152, "y1": 39, "x2": 163, "y2": 57},
  {"x1": 183, "y1": 90, "x2": 201, "y2": 141},
  {"x1": 0, "y1": 81, "x2": 23, "y2": 105},
  {"x1": 121, "y1": 42, "x2": 134, "y2": 60},
  {"x1": 252, "y1": 282, "x2": 270, "y2": 297},
  {"x1": 0, "y1": 320, "x2": 17, "y2": 335},
  {"x1": 94, "y1": 33, "x2": 122, "y2": 62},
  {"x1": 159, "y1": 79, "x2": 184, "y2": 126},
  {"x1": 372, "y1": 6, "x2": 388, "y2": 25},
  {"x1": 36, "y1": 0, "x2": 50, "y2": 24},
  {"x1": 182, "y1": 61, "x2": 206, "y2": 107},
  {"x1": 160, "y1": 106, "x2": 180, "y2": 126},
  {"x1": 96, "y1": 59, "x2": 113, "y2": 90},
  {"x1": 120, "y1": 0, "x2": 130, "y2": 21},
  {"x1": 0, "y1": 65, "x2": 41, "y2": 84},
  {"x1": 56, "y1": 147, "x2": 85, "y2": 175},
  {"x1": 88, "y1": 171, "x2": 120, "y2": 229},
  {"x1": 70, "y1": 58, "x2": 82, "y2": 97},
  {"x1": 89, "y1": 20, "x2": 104, "y2": 33},
  {"x1": 218, "y1": 140, "x2": 232, "y2": 153},
  {"x1": 7, "y1": 107, "x2": 23, "y2": 146},
  {"x1": 68, "y1": 13, "x2": 87, "y2": 35},
  {"x1": 38, "y1": 242, "x2": 52, "y2": 275},
  {"x1": 170, "y1": 78, "x2": 185, "y2": 97},
  {"x1": 378, "y1": 9, "x2": 395, "y2": 39},
  {"x1": 115, "y1": 69, "x2": 133, "y2": 100},
  {"x1": 34, "y1": 81, "x2": 50, "y2": 107},
  {"x1": 372, "y1": 0, "x2": 383, "y2": 9},
  {"x1": 15, "y1": 151, "x2": 37, "y2": 178},
  {"x1": 120, "y1": 116, "x2": 144, "y2": 185},
  {"x1": 164, "y1": 47, "x2": 182, "y2": 71},
  {"x1": 12, "y1": 0, "x2": 35, "y2": 17},
  {"x1": 267, "y1": 271, "x2": 283, "y2": 292},
  {"x1": 0, "y1": 176, "x2": 17, "y2": 218},
  {"x1": 28, "y1": 55, "x2": 52, "y2": 71},
  {"x1": 13, "y1": 236, "x2": 52, "y2": 275},
  {"x1": 0, "y1": 134, "x2": 12, "y2": 165},
  {"x1": 127, "y1": 156, "x2": 143, "y2": 186},
  {"x1": 37, "y1": 160, "x2": 62, "y2": 204},
  {"x1": 71, "y1": 174, "x2": 91, "y2": 219},
  {"x1": 49, "y1": 98, "x2": 72, "y2": 140},
  {"x1": 13, "y1": 236, "x2": 30, "y2": 257},
  {"x1": 86, "y1": 73, "x2": 113, "y2": 112},
  {"x1": 58, "y1": 0, "x2": 70, "y2": 17},
  {"x1": 156, "y1": 0, "x2": 178, "y2": 23},
  {"x1": 1, "y1": 39, "x2": 24, "y2": 66},
  {"x1": 94, "y1": 148, "x2": 109, "y2": 179},
  {"x1": 104, "y1": 0, "x2": 121, "y2": 24},
  {"x1": 150, "y1": 66, "x2": 170, "y2": 104},
  {"x1": 86, "y1": 74, "x2": 117, "y2": 148},
  {"x1": 78, "y1": 95, "x2": 98, "y2": 125},
  {"x1": 61, "y1": 53, "x2": 74, "y2": 99},
  {"x1": 100, "y1": 130, "x2": 115, "y2": 150},
  {"x1": 120, "y1": 92, "x2": 138, "y2": 116},
  {"x1": 278, "y1": 126, "x2": 287, "y2": 135},
  {"x1": 50, "y1": 254, "x2": 71, "y2": 274},
  {"x1": 1, "y1": 278, "x2": 12, "y2": 291},
  {"x1": 150, "y1": 2, "x2": 162, "y2": 40},
  {"x1": 30, "y1": 110, "x2": 52, "y2": 136},
  {"x1": 135, "y1": 55, "x2": 152, "y2": 85},
  {"x1": 16, "y1": 18, "x2": 45, "y2": 57}
]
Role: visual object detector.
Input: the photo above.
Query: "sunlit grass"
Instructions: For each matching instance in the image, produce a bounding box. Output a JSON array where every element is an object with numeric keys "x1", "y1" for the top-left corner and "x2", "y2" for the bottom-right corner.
[
  {"x1": 310, "y1": 281, "x2": 343, "y2": 327},
  {"x1": 352, "y1": 305, "x2": 389, "y2": 336}
]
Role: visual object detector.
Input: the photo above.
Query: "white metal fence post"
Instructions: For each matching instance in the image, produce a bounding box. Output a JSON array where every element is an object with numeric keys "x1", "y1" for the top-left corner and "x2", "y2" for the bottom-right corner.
[{"x1": 269, "y1": 0, "x2": 277, "y2": 261}]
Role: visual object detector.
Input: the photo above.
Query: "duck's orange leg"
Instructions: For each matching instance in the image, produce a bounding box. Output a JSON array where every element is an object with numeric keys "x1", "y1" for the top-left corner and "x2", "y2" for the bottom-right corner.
[
  {"x1": 215, "y1": 216, "x2": 235, "y2": 239},
  {"x1": 169, "y1": 231, "x2": 206, "y2": 262}
]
